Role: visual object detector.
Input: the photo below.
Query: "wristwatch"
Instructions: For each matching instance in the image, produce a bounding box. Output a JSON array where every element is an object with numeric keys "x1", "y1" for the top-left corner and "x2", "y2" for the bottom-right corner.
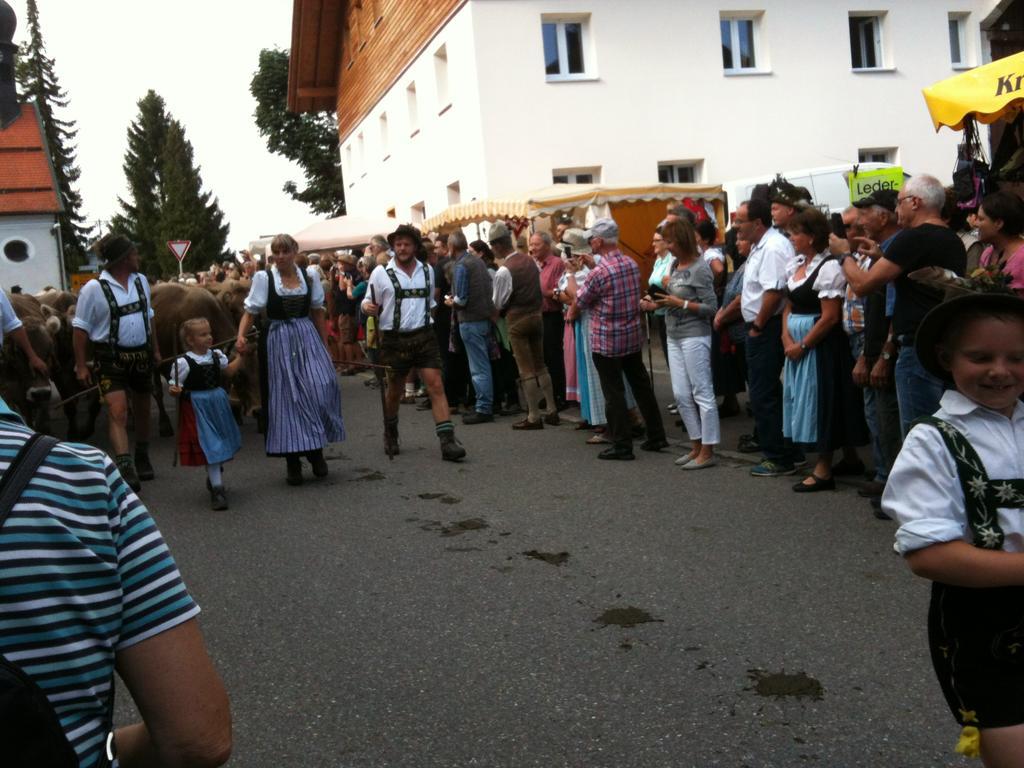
[
  {"x1": 800, "y1": 342, "x2": 809, "y2": 351},
  {"x1": 881, "y1": 350, "x2": 894, "y2": 361}
]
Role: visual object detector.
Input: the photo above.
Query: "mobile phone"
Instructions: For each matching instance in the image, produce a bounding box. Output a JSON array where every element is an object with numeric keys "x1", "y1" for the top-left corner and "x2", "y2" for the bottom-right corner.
[
  {"x1": 562, "y1": 244, "x2": 572, "y2": 260},
  {"x1": 647, "y1": 283, "x2": 668, "y2": 299},
  {"x1": 830, "y1": 212, "x2": 847, "y2": 240}
]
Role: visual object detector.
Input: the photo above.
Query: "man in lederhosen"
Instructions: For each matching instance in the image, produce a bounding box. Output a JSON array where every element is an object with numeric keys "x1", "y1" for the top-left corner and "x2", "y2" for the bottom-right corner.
[
  {"x1": 72, "y1": 234, "x2": 162, "y2": 491},
  {"x1": 362, "y1": 224, "x2": 467, "y2": 462}
]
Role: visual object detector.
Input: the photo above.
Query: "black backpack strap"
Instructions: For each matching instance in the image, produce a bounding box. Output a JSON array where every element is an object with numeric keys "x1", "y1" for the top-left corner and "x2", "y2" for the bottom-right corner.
[{"x1": 0, "y1": 433, "x2": 58, "y2": 522}]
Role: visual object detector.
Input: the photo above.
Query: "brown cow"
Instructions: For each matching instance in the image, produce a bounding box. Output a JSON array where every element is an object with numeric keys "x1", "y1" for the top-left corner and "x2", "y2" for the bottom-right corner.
[
  {"x1": 150, "y1": 283, "x2": 259, "y2": 436},
  {"x1": 32, "y1": 289, "x2": 103, "y2": 441},
  {"x1": 1, "y1": 293, "x2": 58, "y2": 434}
]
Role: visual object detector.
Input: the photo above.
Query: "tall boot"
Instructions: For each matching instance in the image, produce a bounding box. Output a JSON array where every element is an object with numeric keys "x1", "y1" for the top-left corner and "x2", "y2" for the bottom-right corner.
[
  {"x1": 116, "y1": 454, "x2": 142, "y2": 493},
  {"x1": 436, "y1": 421, "x2": 466, "y2": 461},
  {"x1": 134, "y1": 441, "x2": 155, "y2": 481},
  {"x1": 384, "y1": 416, "x2": 400, "y2": 456},
  {"x1": 285, "y1": 455, "x2": 303, "y2": 486},
  {"x1": 538, "y1": 371, "x2": 560, "y2": 425},
  {"x1": 307, "y1": 448, "x2": 328, "y2": 478}
]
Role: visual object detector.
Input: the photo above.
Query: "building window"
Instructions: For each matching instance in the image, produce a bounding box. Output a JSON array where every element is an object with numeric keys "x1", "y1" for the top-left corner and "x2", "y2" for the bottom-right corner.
[
  {"x1": 720, "y1": 15, "x2": 760, "y2": 73},
  {"x1": 357, "y1": 132, "x2": 366, "y2": 176},
  {"x1": 411, "y1": 201, "x2": 426, "y2": 224},
  {"x1": 658, "y1": 161, "x2": 702, "y2": 184},
  {"x1": 949, "y1": 13, "x2": 968, "y2": 68},
  {"x1": 849, "y1": 14, "x2": 884, "y2": 70},
  {"x1": 552, "y1": 167, "x2": 600, "y2": 184},
  {"x1": 447, "y1": 181, "x2": 461, "y2": 206},
  {"x1": 434, "y1": 45, "x2": 451, "y2": 111},
  {"x1": 344, "y1": 144, "x2": 353, "y2": 186},
  {"x1": 858, "y1": 147, "x2": 898, "y2": 164},
  {"x1": 406, "y1": 82, "x2": 419, "y2": 136},
  {"x1": 542, "y1": 16, "x2": 591, "y2": 81},
  {"x1": 379, "y1": 113, "x2": 389, "y2": 158},
  {"x1": 2, "y1": 239, "x2": 29, "y2": 263}
]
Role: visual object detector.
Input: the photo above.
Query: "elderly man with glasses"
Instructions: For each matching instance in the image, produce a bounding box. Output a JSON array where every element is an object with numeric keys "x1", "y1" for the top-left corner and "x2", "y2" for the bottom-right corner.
[{"x1": 841, "y1": 174, "x2": 967, "y2": 436}]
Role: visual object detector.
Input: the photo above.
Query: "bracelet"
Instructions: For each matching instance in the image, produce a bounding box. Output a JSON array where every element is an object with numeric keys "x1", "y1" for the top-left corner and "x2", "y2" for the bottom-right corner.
[
  {"x1": 682, "y1": 300, "x2": 690, "y2": 312},
  {"x1": 800, "y1": 342, "x2": 809, "y2": 351}
]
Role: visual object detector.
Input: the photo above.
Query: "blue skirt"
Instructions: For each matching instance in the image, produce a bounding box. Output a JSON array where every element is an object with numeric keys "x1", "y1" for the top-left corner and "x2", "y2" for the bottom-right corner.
[
  {"x1": 191, "y1": 389, "x2": 242, "y2": 465},
  {"x1": 264, "y1": 317, "x2": 345, "y2": 456}
]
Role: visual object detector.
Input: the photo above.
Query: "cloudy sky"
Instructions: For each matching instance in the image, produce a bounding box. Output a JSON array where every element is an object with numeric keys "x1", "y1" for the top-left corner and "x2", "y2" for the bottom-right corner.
[{"x1": 8, "y1": 0, "x2": 321, "y2": 253}]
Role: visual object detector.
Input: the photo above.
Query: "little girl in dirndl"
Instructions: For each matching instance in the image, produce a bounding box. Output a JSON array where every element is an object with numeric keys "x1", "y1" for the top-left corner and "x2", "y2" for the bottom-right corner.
[{"x1": 169, "y1": 317, "x2": 246, "y2": 510}]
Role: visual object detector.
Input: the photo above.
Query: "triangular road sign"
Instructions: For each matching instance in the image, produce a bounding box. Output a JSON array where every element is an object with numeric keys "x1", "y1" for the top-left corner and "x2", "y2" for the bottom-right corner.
[{"x1": 167, "y1": 240, "x2": 191, "y2": 262}]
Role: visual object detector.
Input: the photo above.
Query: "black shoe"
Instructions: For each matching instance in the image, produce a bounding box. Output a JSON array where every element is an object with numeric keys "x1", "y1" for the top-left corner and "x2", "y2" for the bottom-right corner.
[
  {"x1": 556, "y1": 400, "x2": 571, "y2": 412},
  {"x1": 640, "y1": 438, "x2": 669, "y2": 452},
  {"x1": 870, "y1": 496, "x2": 892, "y2": 520},
  {"x1": 440, "y1": 433, "x2": 467, "y2": 462},
  {"x1": 134, "y1": 451, "x2": 155, "y2": 481},
  {"x1": 737, "y1": 434, "x2": 761, "y2": 453},
  {"x1": 598, "y1": 447, "x2": 635, "y2": 461},
  {"x1": 117, "y1": 457, "x2": 142, "y2": 493},
  {"x1": 286, "y1": 457, "x2": 303, "y2": 486},
  {"x1": 210, "y1": 486, "x2": 228, "y2": 510},
  {"x1": 501, "y1": 403, "x2": 523, "y2": 416},
  {"x1": 308, "y1": 450, "x2": 328, "y2": 478},
  {"x1": 462, "y1": 411, "x2": 494, "y2": 425},
  {"x1": 543, "y1": 412, "x2": 561, "y2": 426},
  {"x1": 792, "y1": 474, "x2": 836, "y2": 493},
  {"x1": 858, "y1": 481, "x2": 886, "y2": 498},
  {"x1": 631, "y1": 424, "x2": 645, "y2": 438}
]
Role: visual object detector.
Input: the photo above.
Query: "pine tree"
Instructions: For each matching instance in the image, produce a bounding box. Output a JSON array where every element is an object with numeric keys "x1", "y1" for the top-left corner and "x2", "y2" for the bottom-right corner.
[
  {"x1": 112, "y1": 91, "x2": 230, "y2": 277},
  {"x1": 158, "y1": 120, "x2": 230, "y2": 275},
  {"x1": 251, "y1": 48, "x2": 345, "y2": 216},
  {"x1": 111, "y1": 91, "x2": 168, "y2": 271},
  {"x1": 15, "y1": 0, "x2": 91, "y2": 271}
]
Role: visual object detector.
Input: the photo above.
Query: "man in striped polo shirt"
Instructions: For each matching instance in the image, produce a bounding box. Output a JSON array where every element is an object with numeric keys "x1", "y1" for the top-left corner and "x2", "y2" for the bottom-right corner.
[{"x1": 0, "y1": 396, "x2": 231, "y2": 766}]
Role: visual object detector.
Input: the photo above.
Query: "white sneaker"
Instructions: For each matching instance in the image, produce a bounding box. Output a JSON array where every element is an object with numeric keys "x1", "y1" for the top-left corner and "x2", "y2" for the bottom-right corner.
[{"x1": 667, "y1": 402, "x2": 678, "y2": 414}]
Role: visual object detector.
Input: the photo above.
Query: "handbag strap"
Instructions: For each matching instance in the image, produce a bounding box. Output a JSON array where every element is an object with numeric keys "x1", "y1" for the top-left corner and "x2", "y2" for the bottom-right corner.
[{"x1": 0, "y1": 432, "x2": 57, "y2": 522}]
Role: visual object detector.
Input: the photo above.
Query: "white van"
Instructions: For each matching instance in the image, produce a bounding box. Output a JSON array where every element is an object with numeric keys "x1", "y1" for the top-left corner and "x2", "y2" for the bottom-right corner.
[{"x1": 723, "y1": 163, "x2": 908, "y2": 217}]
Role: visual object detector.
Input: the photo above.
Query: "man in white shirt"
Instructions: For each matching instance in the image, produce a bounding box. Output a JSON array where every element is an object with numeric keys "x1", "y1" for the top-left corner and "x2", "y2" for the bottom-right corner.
[
  {"x1": 72, "y1": 235, "x2": 162, "y2": 491},
  {"x1": 362, "y1": 224, "x2": 466, "y2": 461},
  {"x1": 734, "y1": 199, "x2": 797, "y2": 476}
]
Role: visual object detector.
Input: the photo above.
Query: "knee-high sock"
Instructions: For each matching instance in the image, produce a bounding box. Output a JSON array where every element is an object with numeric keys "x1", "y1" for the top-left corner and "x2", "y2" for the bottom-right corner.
[
  {"x1": 521, "y1": 377, "x2": 542, "y2": 422},
  {"x1": 538, "y1": 371, "x2": 556, "y2": 416},
  {"x1": 207, "y1": 463, "x2": 223, "y2": 488}
]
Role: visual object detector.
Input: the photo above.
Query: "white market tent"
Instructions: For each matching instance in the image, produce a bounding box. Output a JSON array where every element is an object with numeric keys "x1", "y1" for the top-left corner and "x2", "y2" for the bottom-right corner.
[{"x1": 292, "y1": 214, "x2": 399, "y2": 252}]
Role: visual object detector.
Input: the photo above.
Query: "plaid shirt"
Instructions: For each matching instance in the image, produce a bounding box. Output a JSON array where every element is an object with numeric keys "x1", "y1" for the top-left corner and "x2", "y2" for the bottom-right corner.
[{"x1": 575, "y1": 249, "x2": 643, "y2": 357}]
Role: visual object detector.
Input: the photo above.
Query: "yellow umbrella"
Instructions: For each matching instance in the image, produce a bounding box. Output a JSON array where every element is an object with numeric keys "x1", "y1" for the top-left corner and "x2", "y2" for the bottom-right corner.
[{"x1": 923, "y1": 51, "x2": 1024, "y2": 132}]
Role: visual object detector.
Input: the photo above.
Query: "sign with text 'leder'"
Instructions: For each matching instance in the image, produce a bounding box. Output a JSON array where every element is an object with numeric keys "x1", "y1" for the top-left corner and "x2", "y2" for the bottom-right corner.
[
  {"x1": 849, "y1": 167, "x2": 904, "y2": 203},
  {"x1": 167, "y1": 240, "x2": 191, "y2": 262}
]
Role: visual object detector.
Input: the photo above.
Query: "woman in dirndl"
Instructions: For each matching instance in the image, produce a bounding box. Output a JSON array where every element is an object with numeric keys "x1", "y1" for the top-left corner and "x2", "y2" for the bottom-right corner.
[
  {"x1": 781, "y1": 209, "x2": 867, "y2": 492},
  {"x1": 237, "y1": 234, "x2": 345, "y2": 486}
]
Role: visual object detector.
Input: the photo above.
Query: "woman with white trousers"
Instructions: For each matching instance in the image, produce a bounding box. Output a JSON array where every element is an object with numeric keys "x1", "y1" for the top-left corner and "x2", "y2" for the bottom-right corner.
[{"x1": 654, "y1": 218, "x2": 720, "y2": 469}]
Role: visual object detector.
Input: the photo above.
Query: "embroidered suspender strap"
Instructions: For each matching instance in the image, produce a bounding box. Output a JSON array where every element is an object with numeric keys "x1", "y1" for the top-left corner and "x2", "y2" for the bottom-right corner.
[
  {"x1": 422, "y1": 262, "x2": 432, "y2": 326},
  {"x1": 135, "y1": 276, "x2": 151, "y2": 350},
  {"x1": 915, "y1": 416, "x2": 1007, "y2": 550},
  {"x1": 385, "y1": 265, "x2": 431, "y2": 331},
  {"x1": 98, "y1": 278, "x2": 148, "y2": 352}
]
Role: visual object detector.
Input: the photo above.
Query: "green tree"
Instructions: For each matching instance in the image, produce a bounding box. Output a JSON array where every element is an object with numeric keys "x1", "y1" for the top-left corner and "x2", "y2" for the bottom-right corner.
[
  {"x1": 250, "y1": 48, "x2": 344, "y2": 216},
  {"x1": 112, "y1": 90, "x2": 230, "y2": 277},
  {"x1": 15, "y1": 0, "x2": 91, "y2": 271}
]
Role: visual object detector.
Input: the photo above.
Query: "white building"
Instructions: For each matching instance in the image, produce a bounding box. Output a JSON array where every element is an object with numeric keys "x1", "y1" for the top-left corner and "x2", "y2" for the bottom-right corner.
[{"x1": 290, "y1": 0, "x2": 1008, "y2": 223}]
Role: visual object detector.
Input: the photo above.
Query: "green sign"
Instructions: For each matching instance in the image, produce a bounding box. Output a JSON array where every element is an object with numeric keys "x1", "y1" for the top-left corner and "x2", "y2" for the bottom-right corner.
[{"x1": 849, "y1": 167, "x2": 904, "y2": 203}]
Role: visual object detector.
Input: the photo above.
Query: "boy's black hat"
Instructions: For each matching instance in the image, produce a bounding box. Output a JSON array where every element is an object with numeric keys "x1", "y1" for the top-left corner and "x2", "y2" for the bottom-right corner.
[
  {"x1": 915, "y1": 292, "x2": 1024, "y2": 381},
  {"x1": 95, "y1": 234, "x2": 138, "y2": 268}
]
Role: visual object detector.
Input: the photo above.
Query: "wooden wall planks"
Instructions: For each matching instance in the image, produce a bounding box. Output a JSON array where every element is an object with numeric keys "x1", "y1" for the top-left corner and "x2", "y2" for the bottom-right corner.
[{"x1": 335, "y1": 0, "x2": 465, "y2": 138}]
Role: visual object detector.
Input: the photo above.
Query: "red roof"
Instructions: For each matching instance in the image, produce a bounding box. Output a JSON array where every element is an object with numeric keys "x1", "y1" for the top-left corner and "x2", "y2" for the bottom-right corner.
[{"x1": 0, "y1": 103, "x2": 61, "y2": 216}]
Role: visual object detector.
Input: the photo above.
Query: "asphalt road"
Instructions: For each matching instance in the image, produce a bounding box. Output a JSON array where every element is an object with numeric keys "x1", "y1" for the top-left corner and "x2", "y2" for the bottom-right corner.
[{"x1": 77, "y1": 367, "x2": 970, "y2": 768}]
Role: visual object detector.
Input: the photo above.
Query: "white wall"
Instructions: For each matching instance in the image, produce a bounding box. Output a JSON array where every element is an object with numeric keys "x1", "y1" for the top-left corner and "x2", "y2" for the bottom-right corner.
[
  {"x1": 340, "y1": 3, "x2": 490, "y2": 224},
  {"x1": 342, "y1": 0, "x2": 994, "y2": 217},
  {"x1": 0, "y1": 215, "x2": 62, "y2": 293}
]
